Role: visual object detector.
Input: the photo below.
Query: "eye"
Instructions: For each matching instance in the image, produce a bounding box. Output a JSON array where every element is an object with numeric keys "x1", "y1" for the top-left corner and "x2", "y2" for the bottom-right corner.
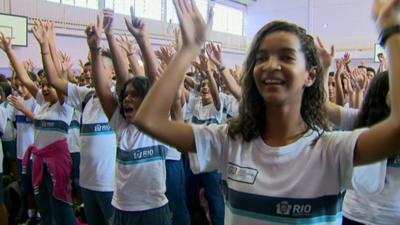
[
  {"x1": 281, "y1": 55, "x2": 295, "y2": 62},
  {"x1": 255, "y1": 54, "x2": 268, "y2": 62}
]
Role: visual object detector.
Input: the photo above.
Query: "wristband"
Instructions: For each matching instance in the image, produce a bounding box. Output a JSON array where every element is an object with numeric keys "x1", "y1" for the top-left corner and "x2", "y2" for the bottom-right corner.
[
  {"x1": 217, "y1": 64, "x2": 226, "y2": 71},
  {"x1": 378, "y1": 25, "x2": 400, "y2": 47},
  {"x1": 41, "y1": 52, "x2": 50, "y2": 55},
  {"x1": 90, "y1": 47, "x2": 102, "y2": 52}
]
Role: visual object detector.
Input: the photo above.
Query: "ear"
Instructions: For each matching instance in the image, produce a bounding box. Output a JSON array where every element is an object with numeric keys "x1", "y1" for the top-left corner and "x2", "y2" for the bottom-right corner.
[{"x1": 305, "y1": 67, "x2": 317, "y2": 87}]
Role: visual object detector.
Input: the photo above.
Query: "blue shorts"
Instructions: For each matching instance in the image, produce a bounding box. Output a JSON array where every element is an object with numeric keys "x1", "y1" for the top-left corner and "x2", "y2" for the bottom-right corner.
[
  {"x1": 17, "y1": 159, "x2": 34, "y2": 196},
  {"x1": 2, "y1": 140, "x2": 17, "y2": 160},
  {"x1": 70, "y1": 152, "x2": 80, "y2": 189},
  {"x1": 166, "y1": 159, "x2": 190, "y2": 225},
  {"x1": 0, "y1": 173, "x2": 3, "y2": 204},
  {"x1": 112, "y1": 204, "x2": 171, "y2": 225}
]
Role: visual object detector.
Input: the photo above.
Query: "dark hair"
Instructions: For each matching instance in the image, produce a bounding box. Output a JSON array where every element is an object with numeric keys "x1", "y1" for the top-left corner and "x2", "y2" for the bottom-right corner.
[
  {"x1": 354, "y1": 71, "x2": 396, "y2": 162},
  {"x1": 329, "y1": 72, "x2": 335, "y2": 77},
  {"x1": 0, "y1": 86, "x2": 4, "y2": 101},
  {"x1": 118, "y1": 76, "x2": 150, "y2": 117},
  {"x1": 366, "y1": 67, "x2": 376, "y2": 75},
  {"x1": 377, "y1": 53, "x2": 384, "y2": 58},
  {"x1": 0, "y1": 74, "x2": 7, "y2": 82},
  {"x1": 355, "y1": 71, "x2": 389, "y2": 128},
  {"x1": 37, "y1": 69, "x2": 44, "y2": 77},
  {"x1": 228, "y1": 20, "x2": 328, "y2": 141},
  {"x1": 358, "y1": 65, "x2": 367, "y2": 69},
  {"x1": 27, "y1": 71, "x2": 38, "y2": 82},
  {"x1": 0, "y1": 82, "x2": 12, "y2": 97},
  {"x1": 84, "y1": 62, "x2": 91, "y2": 67}
]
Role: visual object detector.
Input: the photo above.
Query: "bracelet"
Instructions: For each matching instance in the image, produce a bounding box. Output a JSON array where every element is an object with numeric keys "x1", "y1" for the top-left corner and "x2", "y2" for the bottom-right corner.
[
  {"x1": 378, "y1": 25, "x2": 400, "y2": 47},
  {"x1": 217, "y1": 64, "x2": 226, "y2": 71},
  {"x1": 41, "y1": 52, "x2": 50, "y2": 55},
  {"x1": 89, "y1": 47, "x2": 102, "y2": 52}
]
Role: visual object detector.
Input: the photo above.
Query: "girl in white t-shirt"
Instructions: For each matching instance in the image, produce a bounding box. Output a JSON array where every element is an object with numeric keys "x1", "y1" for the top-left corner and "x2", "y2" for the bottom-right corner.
[
  {"x1": 327, "y1": 71, "x2": 400, "y2": 225},
  {"x1": 134, "y1": 1, "x2": 400, "y2": 225},
  {"x1": 1, "y1": 26, "x2": 77, "y2": 224},
  {"x1": 85, "y1": 10, "x2": 173, "y2": 225}
]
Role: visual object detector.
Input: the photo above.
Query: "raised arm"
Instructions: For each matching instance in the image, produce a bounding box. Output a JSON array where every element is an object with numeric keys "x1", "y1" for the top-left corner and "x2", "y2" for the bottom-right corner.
[
  {"x1": 0, "y1": 33, "x2": 38, "y2": 97},
  {"x1": 134, "y1": 0, "x2": 207, "y2": 153},
  {"x1": 117, "y1": 34, "x2": 144, "y2": 76},
  {"x1": 103, "y1": 9, "x2": 131, "y2": 94},
  {"x1": 86, "y1": 15, "x2": 117, "y2": 120},
  {"x1": 355, "y1": 0, "x2": 400, "y2": 166},
  {"x1": 206, "y1": 42, "x2": 241, "y2": 100},
  {"x1": 32, "y1": 21, "x2": 68, "y2": 96},
  {"x1": 125, "y1": 7, "x2": 159, "y2": 85},
  {"x1": 195, "y1": 51, "x2": 221, "y2": 110}
]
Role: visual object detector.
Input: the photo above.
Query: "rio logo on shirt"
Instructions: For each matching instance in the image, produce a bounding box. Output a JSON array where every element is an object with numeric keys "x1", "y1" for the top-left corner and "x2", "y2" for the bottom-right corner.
[{"x1": 276, "y1": 201, "x2": 312, "y2": 216}]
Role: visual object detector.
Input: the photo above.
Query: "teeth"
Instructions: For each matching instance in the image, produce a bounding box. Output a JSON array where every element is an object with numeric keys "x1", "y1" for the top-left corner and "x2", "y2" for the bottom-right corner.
[{"x1": 264, "y1": 79, "x2": 283, "y2": 84}]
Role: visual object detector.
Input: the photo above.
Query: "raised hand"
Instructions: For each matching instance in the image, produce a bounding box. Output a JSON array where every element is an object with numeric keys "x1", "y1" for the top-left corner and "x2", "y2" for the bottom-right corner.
[
  {"x1": 46, "y1": 21, "x2": 56, "y2": 44},
  {"x1": 32, "y1": 20, "x2": 49, "y2": 45},
  {"x1": 173, "y1": 28, "x2": 182, "y2": 51},
  {"x1": 155, "y1": 46, "x2": 175, "y2": 65},
  {"x1": 124, "y1": 6, "x2": 148, "y2": 40},
  {"x1": 0, "y1": 32, "x2": 12, "y2": 52},
  {"x1": 85, "y1": 14, "x2": 103, "y2": 50},
  {"x1": 173, "y1": 0, "x2": 207, "y2": 48},
  {"x1": 342, "y1": 52, "x2": 351, "y2": 65},
  {"x1": 8, "y1": 95, "x2": 25, "y2": 111},
  {"x1": 372, "y1": 0, "x2": 400, "y2": 31},
  {"x1": 103, "y1": 9, "x2": 114, "y2": 35},
  {"x1": 116, "y1": 33, "x2": 136, "y2": 55},
  {"x1": 205, "y1": 42, "x2": 222, "y2": 66},
  {"x1": 315, "y1": 37, "x2": 335, "y2": 70}
]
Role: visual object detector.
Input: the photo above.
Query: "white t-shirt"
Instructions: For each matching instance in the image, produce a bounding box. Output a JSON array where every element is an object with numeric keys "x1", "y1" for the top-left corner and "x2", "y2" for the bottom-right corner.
[
  {"x1": 190, "y1": 124, "x2": 374, "y2": 225},
  {"x1": 0, "y1": 101, "x2": 16, "y2": 142},
  {"x1": 339, "y1": 107, "x2": 360, "y2": 131},
  {"x1": 186, "y1": 93, "x2": 224, "y2": 125},
  {"x1": 221, "y1": 93, "x2": 239, "y2": 123},
  {"x1": 109, "y1": 108, "x2": 169, "y2": 211},
  {"x1": 33, "y1": 91, "x2": 73, "y2": 149},
  {"x1": 10, "y1": 97, "x2": 37, "y2": 159},
  {"x1": 339, "y1": 107, "x2": 400, "y2": 225},
  {"x1": 0, "y1": 106, "x2": 7, "y2": 174},
  {"x1": 67, "y1": 110, "x2": 81, "y2": 153},
  {"x1": 67, "y1": 82, "x2": 116, "y2": 191}
]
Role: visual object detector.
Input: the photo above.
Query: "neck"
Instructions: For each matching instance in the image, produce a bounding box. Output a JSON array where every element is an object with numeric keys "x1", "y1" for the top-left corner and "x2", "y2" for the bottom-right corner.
[{"x1": 262, "y1": 103, "x2": 308, "y2": 147}]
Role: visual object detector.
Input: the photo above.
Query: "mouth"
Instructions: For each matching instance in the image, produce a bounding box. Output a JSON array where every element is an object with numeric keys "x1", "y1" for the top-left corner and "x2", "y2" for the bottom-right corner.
[
  {"x1": 124, "y1": 107, "x2": 134, "y2": 115},
  {"x1": 262, "y1": 79, "x2": 285, "y2": 85}
]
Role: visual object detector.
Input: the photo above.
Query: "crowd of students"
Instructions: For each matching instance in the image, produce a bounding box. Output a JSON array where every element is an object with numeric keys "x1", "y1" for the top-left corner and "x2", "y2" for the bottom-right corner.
[{"x1": 0, "y1": 0, "x2": 399, "y2": 224}]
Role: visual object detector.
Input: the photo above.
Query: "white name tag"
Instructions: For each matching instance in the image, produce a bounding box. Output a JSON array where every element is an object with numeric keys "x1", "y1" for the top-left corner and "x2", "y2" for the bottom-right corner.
[{"x1": 227, "y1": 163, "x2": 258, "y2": 184}]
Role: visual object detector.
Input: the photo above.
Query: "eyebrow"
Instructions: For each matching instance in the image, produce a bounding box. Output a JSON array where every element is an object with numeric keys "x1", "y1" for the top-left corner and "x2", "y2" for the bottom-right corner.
[{"x1": 256, "y1": 47, "x2": 297, "y2": 54}]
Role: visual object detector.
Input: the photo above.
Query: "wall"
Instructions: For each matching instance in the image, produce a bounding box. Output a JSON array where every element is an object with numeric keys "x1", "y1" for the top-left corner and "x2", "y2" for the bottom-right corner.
[
  {"x1": 0, "y1": 0, "x2": 247, "y2": 76},
  {"x1": 244, "y1": 0, "x2": 380, "y2": 70}
]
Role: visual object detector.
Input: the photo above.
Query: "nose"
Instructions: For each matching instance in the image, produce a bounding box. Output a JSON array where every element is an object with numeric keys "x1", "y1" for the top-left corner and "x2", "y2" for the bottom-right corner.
[{"x1": 262, "y1": 56, "x2": 281, "y2": 72}]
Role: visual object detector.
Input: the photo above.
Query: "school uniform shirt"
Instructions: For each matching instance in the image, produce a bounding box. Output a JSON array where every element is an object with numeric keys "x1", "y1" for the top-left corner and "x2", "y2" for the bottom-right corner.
[
  {"x1": 67, "y1": 110, "x2": 81, "y2": 153},
  {"x1": 10, "y1": 97, "x2": 37, "y2": 159},
  {"x1": 109, "y1": 108, "x2": 169, "y2": 211},
  {"x1": 66, "y1": 82, "x2": 116, "y2": 192},
  {"x1": 187, "y1": 92, "x2": 224, "y2": 125},
  {"x1": 189, "y1": 124, "x2": 382, "y2": 225},
  {"x1": 0, "y1": 106, "x2": 7, "y2": 174},
  {"x1": 221, "y1": 93, "x2": 239, "y2": 123},
  {"x1": 0, "y1": 100, "x2": 16, "y2": 142},
  {"x1": 33, "y1": 91, "x2": 73, "y2": 149},
  {"x1": 339, "y1": 107, "x2": 399, "y2": 225}
]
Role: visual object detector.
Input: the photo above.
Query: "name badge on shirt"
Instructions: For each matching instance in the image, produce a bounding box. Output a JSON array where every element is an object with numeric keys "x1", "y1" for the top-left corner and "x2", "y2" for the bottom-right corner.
[{"x1": 227, "y1": 163, "x2": 258, "y2": 184}]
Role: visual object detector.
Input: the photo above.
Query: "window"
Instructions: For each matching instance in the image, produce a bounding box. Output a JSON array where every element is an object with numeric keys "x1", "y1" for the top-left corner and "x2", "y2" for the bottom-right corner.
[
  {"x1": 46, "y1": 0, "x2": 99, "y2": 9},
  {"x1": 105, "y1": 0, "x2": 162, "y2": 20},
  {"x1": 212, "y1": 3, "x2": 243, "y2": 35},
  {"x1": 134, "y1": 0, "x2": 162, "y2": 20},
  {"x1": 166, "y1": 0, "x2": 208, "y2": 24}
]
